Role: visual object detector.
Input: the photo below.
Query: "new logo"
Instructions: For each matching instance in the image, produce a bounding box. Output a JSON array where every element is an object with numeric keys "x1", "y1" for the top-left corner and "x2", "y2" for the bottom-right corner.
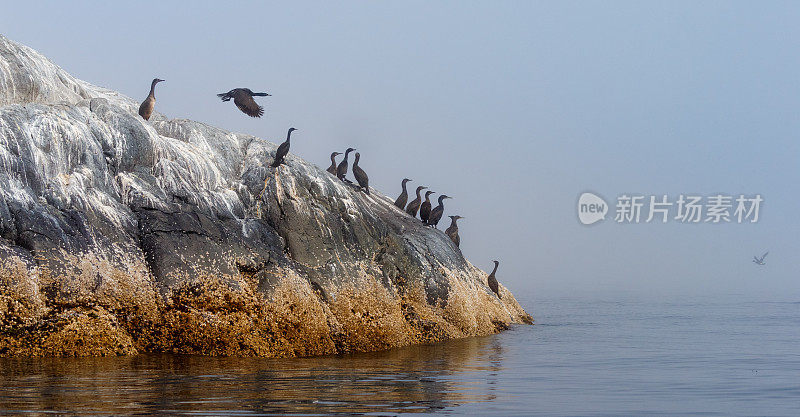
[{"x1": 578, "y1": 192, "x2": 608, "y2": 225}]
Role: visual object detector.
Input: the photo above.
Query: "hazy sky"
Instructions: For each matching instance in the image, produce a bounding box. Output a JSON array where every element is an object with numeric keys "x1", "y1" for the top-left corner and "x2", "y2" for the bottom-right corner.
[{"x1": 2, "y1": 1, "x2": 798, "y2": 300}]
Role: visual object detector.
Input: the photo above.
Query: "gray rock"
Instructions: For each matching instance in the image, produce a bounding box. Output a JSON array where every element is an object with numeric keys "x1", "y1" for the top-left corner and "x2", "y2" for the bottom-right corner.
[{"x1": 0, "y1": 34, "x2": 531, "y2": 357}]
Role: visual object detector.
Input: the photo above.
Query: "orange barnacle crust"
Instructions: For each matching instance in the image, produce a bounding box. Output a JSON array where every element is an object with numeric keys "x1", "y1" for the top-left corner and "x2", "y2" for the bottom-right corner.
[{"x1": 0, "y1": 248, "x2": 531, "y2": 357}]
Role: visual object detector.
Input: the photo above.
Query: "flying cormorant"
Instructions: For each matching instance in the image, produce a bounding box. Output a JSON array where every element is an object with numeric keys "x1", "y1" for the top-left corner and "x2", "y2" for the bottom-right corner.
[
  {"x1": 405, "y1": 186, "x2": 428, "y2": 217},
  {"x1": 753, "y1": 251, "x2": 768, "y2": 265},
  {"x1": 327, "y1": 152, "x2": 342, "y2": 175},
  {"x1": 394, "y1": 178, "x2": 412, "y2": 209},
  {"x1": 352, "y1": 152, "x2": 370, "y2": 194},
  {"x1": 336, "y1": 148, "x2": 356, "y2": 182},
  {"x1": 217, "y1": 88, "x2": 270, "y2": 117},
  {"x1": 445, "y1": 215, "x2": 464, "y2": 247},
  {"x1": 138, "y1": 78, "x2": 164, "y2": 121},
  {"x1": 270, "y1": 128, "x2": 297, "y2": 167},
  {"x1": 427, "y1": 194, "x2": 452, "y2": 228},
  {"x1": 487, "y1": 260, "x2": 501, "y2": 299},
  {"x1": 420, "y1": 190, "x2": 435, "y2": 224}
]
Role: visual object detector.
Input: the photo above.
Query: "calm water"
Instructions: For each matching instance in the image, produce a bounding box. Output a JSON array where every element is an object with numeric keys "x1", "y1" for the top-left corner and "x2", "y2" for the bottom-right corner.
[{"x1": 1, "y1": 295, "x2": 799, "y2": 416}]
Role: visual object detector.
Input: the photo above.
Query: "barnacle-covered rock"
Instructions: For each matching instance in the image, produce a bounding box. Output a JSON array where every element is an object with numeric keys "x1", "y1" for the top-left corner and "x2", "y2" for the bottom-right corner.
[{"x1": 0, "y1": 34, "x2": 531, "y2": 357}]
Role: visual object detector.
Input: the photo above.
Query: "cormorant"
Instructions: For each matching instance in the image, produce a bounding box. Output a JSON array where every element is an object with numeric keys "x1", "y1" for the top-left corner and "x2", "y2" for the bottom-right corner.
[
  {"x1": 753, "y1": 251, "x2": 768, "y2": 265},
  {"x1": 336, "y1": 148, "x2": 356, "y2": 182},
  {"x1": 138, "y1": 78, "x2": 164, "y2": 121},
  {"x1": 445, "y1": 215, "x2": 464, "y2": 247},
  {"x1": 419, "y1": 190, "x2": 435, "y2": 224},
  {"x1": 270, "y1": 128, "x2": 297, "y2": 167},
  {"x1": 394, "y1": 178, "x2": 412, "y2": 209},
  {"x1": 352, "y1": 152, "x2": 370, "y2": 194},
  {"x1": 427, "y1": 194, "x2": 452, "y2": 228},
  {"x1": 217, "y1": 88, "x2": 270, "y2": 117},
  {"x1": 326, "y1": 152, "x2": 342, "y2": 175},
  {"x1": 405, "y1": 186, "x2": 428, "y2": 217},
  {"x1": 487, "y1": 260, "x2": 501, "y2": 299}
]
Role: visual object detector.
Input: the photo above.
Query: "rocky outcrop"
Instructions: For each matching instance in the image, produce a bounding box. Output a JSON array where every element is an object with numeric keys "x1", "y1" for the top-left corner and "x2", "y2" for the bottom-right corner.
[{"x1": 0, "y1": 35, "x2": 531, "y2": 357}]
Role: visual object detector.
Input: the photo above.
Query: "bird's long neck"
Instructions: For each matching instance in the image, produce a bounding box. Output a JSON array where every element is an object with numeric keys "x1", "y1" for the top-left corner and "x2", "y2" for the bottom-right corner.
[
  {"x1": 449, "y1": 217, "x2": 458, "y2": 228},
  {"x1": 438, "y1": 196, "x2": 446, "y2": 206},
  {"x1": 490, "y1": 263, "x2": 499, "y2": 276},
  {"x1": 424, "y1": 193, "x2": 431, "y2": 202},
  {"x1": 285, "y1": 130, "x2": 294, "y2": 142},
  {"x1": 401, "y1": 181, "x2": 408, "y2": 193},
  {"x1": 330, "y1": 154, "x2": 337, "y2": 164},
  {"x1": 415, "y1": 188, "x2": 422, "y2": 198},
  {"x1": 353, "y1": 154, "x2": 360, "y2": 166},
  {"x1": 149, "y1": 80, "x2": 158, "y2": 97},
  {"x1": 343, "y1": 150, "x2": 352, "y2": 161}
]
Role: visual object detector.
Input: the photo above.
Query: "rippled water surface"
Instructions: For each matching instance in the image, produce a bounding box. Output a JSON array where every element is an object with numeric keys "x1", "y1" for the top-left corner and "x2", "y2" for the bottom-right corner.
[{"x1": 1, "y1": 295, "x2": 799, "y2": 416}]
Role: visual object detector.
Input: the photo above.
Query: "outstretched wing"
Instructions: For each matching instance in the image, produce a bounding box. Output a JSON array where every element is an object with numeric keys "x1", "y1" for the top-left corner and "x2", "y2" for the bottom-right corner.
[
  {"x1": 761, "y1": 251, "x2": 769, "y2": 260},
  {"x1": 234, "y1": 94, "x2": 264, "y2": 117}
]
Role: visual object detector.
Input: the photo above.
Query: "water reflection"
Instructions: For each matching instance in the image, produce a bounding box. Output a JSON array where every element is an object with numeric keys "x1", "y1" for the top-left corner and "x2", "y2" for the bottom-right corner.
[{"x1": 0, "y1": 332, "x2": 506, "y2": 416}]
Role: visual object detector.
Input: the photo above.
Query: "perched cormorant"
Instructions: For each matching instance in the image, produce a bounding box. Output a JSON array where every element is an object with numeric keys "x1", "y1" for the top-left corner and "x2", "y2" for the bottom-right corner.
[
  {"x1": 138, "y1": 78, "x2": 164, "y2": 121},
  {"x1": 419, "y1": 190, "x2": 435, "y2": 224},
  {"x1": 270, "y1": 128, "x2": 297, "y2": 167},
  {"x1": 336, "y1": 148, "x2": 356, "y2": 182},
  {"x1": 487, "y1": 260, "x2": 501, "y2": 299},
  {"x1": 445, "y1": 215, "x2": 464, "y2": 247},
  {"x1": 326, "y1": 152, "x2": 342, "y2": 175},
  {"x1": 405, "y1": 186, "x2": 428, "y2": 217},
  {"x1": 352, "y1": 152, "x2": 370, "y2": 194},
  {"x1": 394, "y1": 178, "x2": 412, "y2": 209},
  {"x1": 217, "y1": 88, "x2": 270, "y2": 117},
  {"x1": 427, "y1": 194, "x2": 452, "y2": 228}
]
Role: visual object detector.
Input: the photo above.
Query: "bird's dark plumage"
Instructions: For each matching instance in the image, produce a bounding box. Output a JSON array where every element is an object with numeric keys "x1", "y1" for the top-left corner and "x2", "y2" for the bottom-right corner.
[
  {"x1": 352, "y1": 152, "x2": 370, "y2": 195},
  {"x1": 138, "y1": 78, "x2": 164, "y2": 121},
  {"x1": 270, "y1": 128, "x2": 297, "y2": 167},
  {"x1": 336, "y1": 148, "x2": 355, "y2": 182},
  {"x1": 419, "y1": 190, "x2": 435, "y2": 224},
  {"x1": 327, "y1": 152, "x2": 342, "y2": 175},
  {"x1": 217, "y1": 88, "x2": 270, "y2": 117},
  {"x1": 487, "y1": 260, "x2": 500, "y2": 299},
  {"x1": 427, "y1": 194, "x2": 451, "y2": 228},
  {"x1": 445, "y1": 215, "x2": 463, "y2": 247},
  {"x1": 405, "y1": 186, "x2": 427, "y2": 217},
  {"x1": 394, "y1": 178, "x2": 412, "y2": 209}
]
